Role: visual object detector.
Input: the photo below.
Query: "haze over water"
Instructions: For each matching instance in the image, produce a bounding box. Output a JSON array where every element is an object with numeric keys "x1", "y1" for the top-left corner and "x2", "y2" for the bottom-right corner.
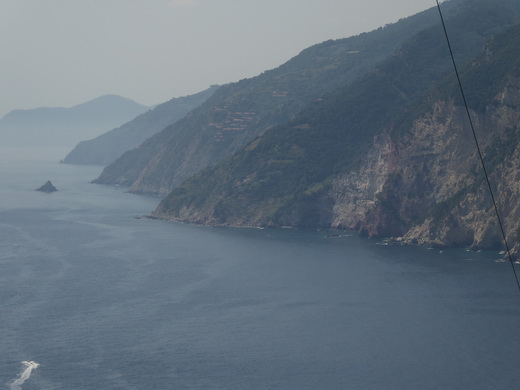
[{"x1": 1, "y1": 149, "x2": 520, "y2": 389}]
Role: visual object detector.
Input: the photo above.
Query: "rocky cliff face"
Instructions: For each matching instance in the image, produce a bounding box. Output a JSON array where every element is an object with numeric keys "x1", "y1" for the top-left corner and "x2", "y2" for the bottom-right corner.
[
  {"x1": 155, "y1": 79, "x2": 520, "y2": 256},
  {"x1": 152, "y1": 19, "x2": 520, "y2": 260},
  {"x1": 330, "y1": 77, "x2": 520, "y2": 251},
  {"x1": 147, "y1": 6, "x2": 520, "y2": 261}
]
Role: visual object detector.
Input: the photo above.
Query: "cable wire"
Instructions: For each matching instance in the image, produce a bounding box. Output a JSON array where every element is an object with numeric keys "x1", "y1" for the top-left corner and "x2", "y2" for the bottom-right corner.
[{"x1": 435, "y1": 0, "x2": 520, "y2": 293}]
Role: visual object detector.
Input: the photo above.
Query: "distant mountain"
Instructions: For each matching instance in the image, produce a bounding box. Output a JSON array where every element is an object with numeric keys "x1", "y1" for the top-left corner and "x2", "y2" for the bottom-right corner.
[
  {"x1": 93, "y1": 1, "x2": 462, "y2": 195},
  {"x1": 154, "y1": 5, "x2": 520, "y2": 255},
  {"x1": 0, "y1": 95, "x2": 149, "y2": 149},
  {"x1": 63, "y1": 86, "x2": 219, "y2": 166}
]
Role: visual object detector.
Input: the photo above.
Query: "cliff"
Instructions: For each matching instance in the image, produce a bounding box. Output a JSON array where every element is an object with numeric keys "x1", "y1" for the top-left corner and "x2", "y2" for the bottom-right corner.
[
  {"x1": 153, "y1": 16, "x2": 520, "y2": 254},
  {"x1": 331, "y1": 24, "x2": 520, "y2": 251},
  {"x1": 332, "y1": 89, "x2": 520, "y2": 250}
]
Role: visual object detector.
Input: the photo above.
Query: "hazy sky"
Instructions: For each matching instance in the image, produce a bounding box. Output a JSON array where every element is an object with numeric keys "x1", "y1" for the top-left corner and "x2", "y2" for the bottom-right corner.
[{"x1": 1, "y1": 0, "x2": 437, "y2": 117}]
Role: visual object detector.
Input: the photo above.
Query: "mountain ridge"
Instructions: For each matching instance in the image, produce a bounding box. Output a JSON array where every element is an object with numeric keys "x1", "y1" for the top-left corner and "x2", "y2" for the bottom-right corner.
[
  {"x1": 63, "y1": 86, "x2": 219, "y2": 166},
  {"x1": 0, "y1": 95, "x2": 149, "y2": 149},
  {"x1": 92, "y1": 1, "x2": 463, "y2": 195}
]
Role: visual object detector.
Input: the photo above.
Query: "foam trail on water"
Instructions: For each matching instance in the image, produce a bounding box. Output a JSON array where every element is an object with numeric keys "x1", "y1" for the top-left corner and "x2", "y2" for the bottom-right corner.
[{"x1": 10, "y1": 361, "x2": 40, "y2": 390}]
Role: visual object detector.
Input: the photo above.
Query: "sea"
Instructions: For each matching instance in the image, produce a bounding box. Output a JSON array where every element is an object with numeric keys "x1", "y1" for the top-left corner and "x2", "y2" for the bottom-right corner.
[{"x1": 1, "y1": 147, "x2": 520, "y2": 390}]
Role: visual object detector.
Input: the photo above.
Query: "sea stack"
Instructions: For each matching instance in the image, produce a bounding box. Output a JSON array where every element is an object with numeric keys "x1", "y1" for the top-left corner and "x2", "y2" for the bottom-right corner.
[{"x1": 36, "y1": 180, "x2": 58, "y2": 193}]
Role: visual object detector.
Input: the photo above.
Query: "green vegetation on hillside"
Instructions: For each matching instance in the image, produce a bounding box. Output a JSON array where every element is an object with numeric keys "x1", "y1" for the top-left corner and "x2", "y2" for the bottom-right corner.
[
  {"x1": 156, "y1": 1, "x2": 520, "y2": 227},
  {"x1": 94, "y1": 2, "x2": 458, "y2": 194}
]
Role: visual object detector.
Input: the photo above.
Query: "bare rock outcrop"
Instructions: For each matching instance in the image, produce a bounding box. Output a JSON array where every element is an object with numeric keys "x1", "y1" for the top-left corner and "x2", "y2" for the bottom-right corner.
[
  {"x1": 36, "y1": 180, "x2": 58, "y2": 193},
  {"x1": 330, "y1": 77, "x2": 520, "y2": 251}
]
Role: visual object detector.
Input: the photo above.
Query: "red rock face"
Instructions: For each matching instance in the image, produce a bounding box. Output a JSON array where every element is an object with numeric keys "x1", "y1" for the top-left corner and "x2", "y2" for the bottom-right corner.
[{"x1": 332, "y1": 78, "x2": 520, "y2": 251}]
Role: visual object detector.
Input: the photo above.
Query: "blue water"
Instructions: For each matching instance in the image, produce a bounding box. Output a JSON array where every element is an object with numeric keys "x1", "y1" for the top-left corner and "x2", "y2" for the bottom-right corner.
[{"x1": 1, "y1": 148, "x2": 520, "y2": 389}]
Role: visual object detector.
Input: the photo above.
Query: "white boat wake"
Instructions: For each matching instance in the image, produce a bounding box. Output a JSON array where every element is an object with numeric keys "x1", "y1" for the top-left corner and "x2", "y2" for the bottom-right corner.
[{"x1": 10, "y1": 361, "x2": 40, "y2": 390}]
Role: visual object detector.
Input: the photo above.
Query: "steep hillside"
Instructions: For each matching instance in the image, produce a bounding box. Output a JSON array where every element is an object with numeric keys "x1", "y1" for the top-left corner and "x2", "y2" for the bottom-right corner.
[
  {"x1": 153, "y1": 1, "x2": 520, "y2": 240},
  {"x1": 63, "y1": 86, "x2": 218, "y2": 166},
  {"x1": 93, "y1": 1, "x2": 462, "y2": 195},
  {"x1": 343, "y1": 23, "x2": 520, "y2": 252},
  {"x1": 0, "y1": 95, "x2": 148, "y2": 149}
]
